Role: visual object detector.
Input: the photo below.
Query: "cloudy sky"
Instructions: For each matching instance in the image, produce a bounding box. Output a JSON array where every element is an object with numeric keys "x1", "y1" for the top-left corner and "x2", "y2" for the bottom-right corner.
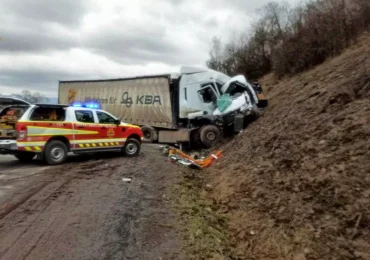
[{"x1": 0, "y1": 0, "x2": 298, "y2": 98}]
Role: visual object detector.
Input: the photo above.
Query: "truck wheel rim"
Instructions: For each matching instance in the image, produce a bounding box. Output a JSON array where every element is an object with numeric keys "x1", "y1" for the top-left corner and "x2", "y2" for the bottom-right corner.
[
  {"x1": 206, "y1": 132, "x2": 216, "y2": 141},
  {"x1": 126, "y1": 143, "x2": 137, "y2": 154},
  {"x1": 144, "y1": 131, "x2": 151, "y2": 139},
  {"x1": 51, "y1": 147, "x2": 64, "y2": 161}
]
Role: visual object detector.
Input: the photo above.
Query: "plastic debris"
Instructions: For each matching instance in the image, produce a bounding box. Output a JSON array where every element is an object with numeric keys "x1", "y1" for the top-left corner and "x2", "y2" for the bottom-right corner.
[
  {"x1": 122, "y1": 177, "x2": 132, "y2": 183},
  {"x1": 159, "y1": 145, "x2": 222, "y2": 169}
]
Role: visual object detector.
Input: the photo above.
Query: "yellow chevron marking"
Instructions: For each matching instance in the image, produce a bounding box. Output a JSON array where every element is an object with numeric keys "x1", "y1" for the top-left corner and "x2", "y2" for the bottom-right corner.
[
  {"x1": 34, "y1": 146, "x2": 42, "y2": 151},
  {"x1": 115, "y1": 142, "x2": 119, "y2": 145},
  {"x1": 99, "y1": 143, "x2": 103, "y2": 146},
  {"x1": 92, "y1": 143, "x2": 97, "y2": 147},
  {"x1": 105, "y1": 142, "x2": 109, "y2": 146},
  {"x1": 110, "y1": 142, "x2": 114, "y2": 146},
  {"x1": 79, "y1": 144, "x2": 84, "y2": 148},
  {"x1": 25, "y1": 147, "x2": 32, "y2": 151},
  {"x1": 85, "y1": 144, "x2": 91, "y2": 147}
]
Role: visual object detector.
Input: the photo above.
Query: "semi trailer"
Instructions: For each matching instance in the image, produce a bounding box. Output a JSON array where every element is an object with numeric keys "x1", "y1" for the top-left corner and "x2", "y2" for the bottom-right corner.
[{"x1": 58, "y1": 66, "x2": 267, "y2": 148}]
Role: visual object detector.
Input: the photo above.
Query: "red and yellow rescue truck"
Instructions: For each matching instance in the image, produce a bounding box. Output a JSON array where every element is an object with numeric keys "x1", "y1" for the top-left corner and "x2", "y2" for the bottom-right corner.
[{"x1": 0, "y1": 97, "x2": 143, "y2": 165}]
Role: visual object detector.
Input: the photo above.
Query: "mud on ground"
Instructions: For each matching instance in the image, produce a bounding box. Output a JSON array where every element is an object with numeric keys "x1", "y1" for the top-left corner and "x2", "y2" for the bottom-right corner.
[{"x1": 0, "y1": 146, "x2": 186, "y2": 260}]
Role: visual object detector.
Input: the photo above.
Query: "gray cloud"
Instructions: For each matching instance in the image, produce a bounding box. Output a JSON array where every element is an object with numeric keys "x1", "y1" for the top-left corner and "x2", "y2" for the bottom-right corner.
[
  {"x1": 0, "y1": 0, "x2": 297, "y2": 97},
  {"x1": 85, "y1": 29, "x2": 181, "y2": 65},
  {"x1": 0, "y1": 70, "x2": 82, "y2": 93},
  {"x1": 1, "y1": 0, "x2": 90, "y2": 27},
  {"x1": 0, "y1": 27, "x2": 78, "y2": 52}
]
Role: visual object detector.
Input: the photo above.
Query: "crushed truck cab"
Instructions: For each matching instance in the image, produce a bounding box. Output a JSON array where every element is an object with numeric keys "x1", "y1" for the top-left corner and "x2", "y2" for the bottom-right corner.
[{"x1": 0, "y1": 100, "x2": 143, "y2": 165}]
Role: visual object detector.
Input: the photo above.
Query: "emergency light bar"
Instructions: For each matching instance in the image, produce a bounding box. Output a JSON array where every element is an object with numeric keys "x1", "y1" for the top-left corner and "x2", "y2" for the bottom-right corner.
[{"x1": 71, "y1": 102, "x2": 101, "y2": 109}]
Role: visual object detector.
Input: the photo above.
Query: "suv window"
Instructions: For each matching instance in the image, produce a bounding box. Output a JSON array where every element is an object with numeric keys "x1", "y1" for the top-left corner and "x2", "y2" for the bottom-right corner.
[
  {"x1": 75, "y1": 110, "x2": 94, "y2": 123},
  {"x1": 30, "y1": 107, "x2": 66, "y2": 121},
  {"x1": 97, "y1": 111, "x2": 116, "y2": 124}
]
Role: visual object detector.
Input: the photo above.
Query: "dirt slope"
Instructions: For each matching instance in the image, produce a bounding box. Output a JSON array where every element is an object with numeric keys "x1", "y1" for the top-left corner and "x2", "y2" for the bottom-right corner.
[{"x1": 204, "y1": 33, "x2": 370, "y2": 259}]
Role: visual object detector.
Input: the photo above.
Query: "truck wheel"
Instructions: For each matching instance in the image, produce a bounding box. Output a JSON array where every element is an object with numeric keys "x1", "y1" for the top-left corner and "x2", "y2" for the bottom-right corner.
[
  {"x1": 123, "y1": 138, "x2": 141, "y2": 157},
  {"x1": 14, "y1": 152, "x2": 35, "y2": 162},
  {"x1": 141, "y1": 126, "x2": 158, "y2": 142},
  {"x1": 200, "y1": 125, "x2": 221, "y2": 148},
  {"x1": 44, "y1": 140, "x2": 68, "y2": 165},
  {"x1": 252, "y1": 104, "x2": 264, "y2": 119}
]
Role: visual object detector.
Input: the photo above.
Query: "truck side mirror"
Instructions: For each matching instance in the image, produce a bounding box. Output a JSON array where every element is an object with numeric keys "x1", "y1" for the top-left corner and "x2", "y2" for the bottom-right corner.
[{"x1": 114, "y1": 119, "x2": 121, "y2": 125}]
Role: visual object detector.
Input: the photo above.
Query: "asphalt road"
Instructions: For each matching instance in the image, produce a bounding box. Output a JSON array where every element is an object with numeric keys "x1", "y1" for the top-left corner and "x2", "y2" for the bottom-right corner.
[{"x1": 0, "y1": 146, "x2": 185, "y2": 260}]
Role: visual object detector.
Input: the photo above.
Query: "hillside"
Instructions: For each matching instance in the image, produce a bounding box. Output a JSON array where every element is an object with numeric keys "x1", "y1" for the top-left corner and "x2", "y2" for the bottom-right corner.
[{"x1": 203, "y1": 33, "x2": 370, "y2": 259}]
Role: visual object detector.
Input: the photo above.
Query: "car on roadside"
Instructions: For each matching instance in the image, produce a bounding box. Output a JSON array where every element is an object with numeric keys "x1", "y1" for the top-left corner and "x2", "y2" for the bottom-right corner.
[{"x1": 0, "y1": 97, "x2": 144, "y2": 165}]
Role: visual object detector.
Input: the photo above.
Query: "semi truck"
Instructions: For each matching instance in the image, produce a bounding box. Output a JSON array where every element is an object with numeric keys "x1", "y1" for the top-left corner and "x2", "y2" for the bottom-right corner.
[{"x1": 58, "y1": 66, "x2": 267, "y2": 148}]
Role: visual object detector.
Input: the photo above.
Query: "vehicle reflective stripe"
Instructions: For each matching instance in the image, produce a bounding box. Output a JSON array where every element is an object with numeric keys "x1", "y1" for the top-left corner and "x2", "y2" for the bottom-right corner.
[
  {"x1": 76, "y1": 142, "x2": 123, "y2": 148},
  {"x1": 120, "y1": 123, "x2": 140, "y2": 129},
  {"x1": 17, "y1": 141, "x2": 47, "y2": 147},
  {"x1": 27, "y1": 126, "x2": 98, "y2": 136},
  {"x1": 70, "y1": 138, "x2": 127, "y2": 144},
  {"x1": 20, "y1": 146, "x2": 44, "y2": 152}
]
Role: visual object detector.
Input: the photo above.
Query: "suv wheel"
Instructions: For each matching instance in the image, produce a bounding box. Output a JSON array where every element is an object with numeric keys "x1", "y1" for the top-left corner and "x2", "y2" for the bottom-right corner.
[
  {"x1": 122, "y1": 138, "x2": 141, "y2": 157},
  {"x1": 44, "y1": 140, "x2": 68, "y2": 165}
]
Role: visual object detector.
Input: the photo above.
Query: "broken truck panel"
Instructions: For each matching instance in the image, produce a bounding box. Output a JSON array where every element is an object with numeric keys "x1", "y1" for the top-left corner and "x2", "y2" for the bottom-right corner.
[{"x1": 178, "y1": 68, "x2": 230, "y2": 119}]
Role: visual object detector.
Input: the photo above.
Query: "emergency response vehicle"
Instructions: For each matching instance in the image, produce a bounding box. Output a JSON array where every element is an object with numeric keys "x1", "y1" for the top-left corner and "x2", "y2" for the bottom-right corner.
[{"x1": 0, "y1": 97, "x2": 144, "y2": 165}]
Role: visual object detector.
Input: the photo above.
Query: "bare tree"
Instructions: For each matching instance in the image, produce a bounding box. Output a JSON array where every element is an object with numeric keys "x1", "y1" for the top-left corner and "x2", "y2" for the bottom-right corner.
[
  {"x1": 12, "y1": 90, "x2": 49, "y2": 104},
  {"x1": 206, "y1": 0, "x2": 370, "y2": 78},
  {"x1": 206, "y1": 36, "x2": 224, "y2": 72}
]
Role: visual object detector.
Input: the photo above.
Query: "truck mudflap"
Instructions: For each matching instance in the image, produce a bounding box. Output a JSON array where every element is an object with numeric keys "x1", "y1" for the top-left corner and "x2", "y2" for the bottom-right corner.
[{"x1": 0, "y1": 139, "x2": 18, "y2": 154}]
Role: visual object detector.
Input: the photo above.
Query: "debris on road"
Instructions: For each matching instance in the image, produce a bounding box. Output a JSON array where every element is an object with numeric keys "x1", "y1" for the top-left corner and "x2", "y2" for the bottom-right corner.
[
  {"x1": 122, "y1": 177, "x2": 132, "y2": 183},
  {"x1": 159, "y1": 145, "x2": 222, "y2": 169}
]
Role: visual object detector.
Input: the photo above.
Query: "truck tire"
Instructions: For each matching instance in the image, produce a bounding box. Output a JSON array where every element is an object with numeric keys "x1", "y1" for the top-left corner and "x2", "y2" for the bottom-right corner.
[
  {"x1": 123, "y1": 138, "x2": 141, "y2": 157},
  {"x1": 200, "y1": 125, "x2": 221, "y2": 148},
  {"x1": 44, "y1": 140, "x2": 68, "y2": 165},
  {"x1": 14, "y1": 152, "x2": 35, "y2": 162},
  {"x1": 252, "y1": 104, "x2": 263, "y2": 118},
  {"x1": 141, "y1": 126, "x2": 158, "y2": 142}
]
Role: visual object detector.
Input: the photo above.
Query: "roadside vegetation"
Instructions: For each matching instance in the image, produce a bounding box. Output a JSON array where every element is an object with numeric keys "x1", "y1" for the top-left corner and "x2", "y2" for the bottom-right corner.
[
  {"x1": 172, "y1": 0, "x2": 370, "y2": 259},
  {"x1": 174, "y1": 168, "x2": 234, "y2": 259},
  {"x1": 207, "y1": 0, "x2": 370, "y2": 80}
]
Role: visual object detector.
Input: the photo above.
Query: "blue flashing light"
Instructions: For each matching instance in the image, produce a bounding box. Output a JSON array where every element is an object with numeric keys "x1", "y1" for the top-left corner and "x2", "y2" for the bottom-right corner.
[
  {"x1": 86, "y1": 103, "x2": 101, "y2": 109},
  {"x1": 71, "y1": 102, "x2": 82, "y2": 107},
  {"x1": 71, "y1": 102, "x2": 101, "y2": 109}
]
